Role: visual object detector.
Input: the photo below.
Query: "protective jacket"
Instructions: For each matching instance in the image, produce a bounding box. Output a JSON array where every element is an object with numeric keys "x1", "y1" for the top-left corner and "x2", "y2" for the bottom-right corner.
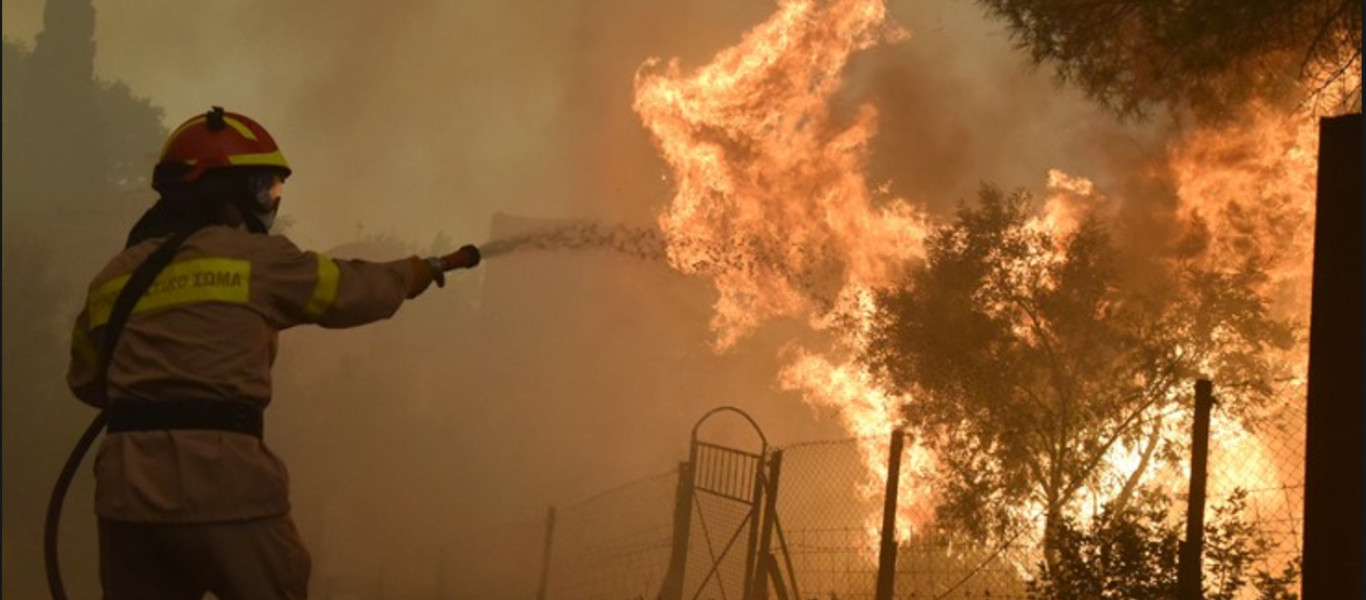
[{"x1": 67, "y1": 225, "x2": 423, "y2": 523}]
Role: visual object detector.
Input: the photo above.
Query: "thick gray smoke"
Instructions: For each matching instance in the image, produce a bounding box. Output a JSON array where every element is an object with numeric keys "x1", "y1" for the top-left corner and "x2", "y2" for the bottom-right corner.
[{"x1": 2, "y1": 0, "x2": 1206, "y2": 596}]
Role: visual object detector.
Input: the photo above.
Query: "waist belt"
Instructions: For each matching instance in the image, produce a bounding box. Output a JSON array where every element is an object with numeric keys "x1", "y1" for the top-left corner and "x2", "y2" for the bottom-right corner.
[{"x1": 106, "y1": 400, "x2": 264, "y2": 438}]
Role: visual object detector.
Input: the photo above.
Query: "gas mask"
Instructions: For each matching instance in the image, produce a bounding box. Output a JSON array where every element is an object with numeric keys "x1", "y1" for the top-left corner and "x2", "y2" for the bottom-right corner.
[{"x1": 245, "y1": 172, "x2": 285, "y2": 233}]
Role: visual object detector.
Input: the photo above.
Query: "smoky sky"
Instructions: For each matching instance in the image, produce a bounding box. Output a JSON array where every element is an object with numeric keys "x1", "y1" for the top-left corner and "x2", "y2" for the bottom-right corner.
[
  {"x1": 2, "y1": 0, "x2": 1194, "y2": 596},
  {"x1": 2, "y1": 0, "x2": 1174, "y2": 242}
]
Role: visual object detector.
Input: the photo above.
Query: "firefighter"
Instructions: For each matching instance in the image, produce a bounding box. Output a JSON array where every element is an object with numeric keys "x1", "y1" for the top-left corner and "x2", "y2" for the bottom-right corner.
[{"x1": 65, "y1": 106, "x2": 480, "y2": 599}]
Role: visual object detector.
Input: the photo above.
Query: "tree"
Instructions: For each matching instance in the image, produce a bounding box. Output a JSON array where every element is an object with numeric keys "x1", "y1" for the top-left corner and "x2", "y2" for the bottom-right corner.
[
  {"x1": 3, "y1": 0, "x2": 165, "y2": 256},
  {"x1": 1027, "y1": 490, "x2": 1181, "y2": 600},
  {"x1": 1, "y1": 2, "x2": 165, "y2": 595},
  {"x1": 863, "y1": 186, "x2": 1295, "y2": 572},
  {"x1": 973, "y1": 0, "x2": 1362, "y2": 119}
]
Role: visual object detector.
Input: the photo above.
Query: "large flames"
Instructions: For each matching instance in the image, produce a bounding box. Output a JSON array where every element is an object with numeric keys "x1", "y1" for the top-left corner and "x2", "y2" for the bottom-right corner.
[
  {"x1": 1172, "y1": 102, "x2": 1319, "y2": 327},
  {"x1": 1167, "y1": 101, "x2": 1318, "y2": 563},
  {"x1": 633, "y1": 0, "x2": 932, "y2": 541},
  {"x1": 633, "y1": 0, "x2": 1319, "y2": 565},
  {"x1": 634, "y1": 0, "x2": 924, "y2": 349}
]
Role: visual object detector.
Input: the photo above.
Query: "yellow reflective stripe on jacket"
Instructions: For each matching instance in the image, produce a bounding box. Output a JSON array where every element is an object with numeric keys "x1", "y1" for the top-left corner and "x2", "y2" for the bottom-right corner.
[
  {"x1": 305, "y1": 255, "x2": 340, "y2": 318},
  {"x1": 87, "y1": 258, "x2": 252, "y2": 330}
]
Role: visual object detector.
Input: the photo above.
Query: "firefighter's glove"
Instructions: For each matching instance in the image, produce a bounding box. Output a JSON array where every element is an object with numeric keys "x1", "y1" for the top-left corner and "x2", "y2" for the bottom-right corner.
[
  {"x1": 407, "y1": 245, "x2": 480, "y2": 299},
  {"x1": 406, "y1": 256, "x2": 442, "y2": 298}
]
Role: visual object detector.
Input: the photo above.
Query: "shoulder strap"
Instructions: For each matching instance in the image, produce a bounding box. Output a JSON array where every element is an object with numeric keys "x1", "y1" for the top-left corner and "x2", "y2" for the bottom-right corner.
[{"x1": 95, "y1": 225, "x2": 201, "y2": 404}]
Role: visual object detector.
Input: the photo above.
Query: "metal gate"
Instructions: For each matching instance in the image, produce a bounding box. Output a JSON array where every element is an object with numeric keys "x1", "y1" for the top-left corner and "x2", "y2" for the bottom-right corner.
[{"x1": 659, "y1": 407, "x2": 799, "y2": 600}]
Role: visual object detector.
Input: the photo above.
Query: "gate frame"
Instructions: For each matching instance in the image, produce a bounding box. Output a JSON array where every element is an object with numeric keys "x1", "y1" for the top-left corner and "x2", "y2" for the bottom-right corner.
[{"x1": 659, "y1": 407, "x2": 770, "y2": 600}]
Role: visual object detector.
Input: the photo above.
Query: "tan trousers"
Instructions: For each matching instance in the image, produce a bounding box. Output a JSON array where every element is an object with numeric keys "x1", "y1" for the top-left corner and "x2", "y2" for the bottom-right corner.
[{"x1": 98, "y1": 514, "x2": 311, "y2": 600}]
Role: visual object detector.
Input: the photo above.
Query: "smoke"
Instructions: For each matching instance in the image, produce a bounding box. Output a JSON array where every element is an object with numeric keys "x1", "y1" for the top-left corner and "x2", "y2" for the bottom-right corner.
[{"x1": 0, "y1": 0, "x2": 1303, "y2": 596}]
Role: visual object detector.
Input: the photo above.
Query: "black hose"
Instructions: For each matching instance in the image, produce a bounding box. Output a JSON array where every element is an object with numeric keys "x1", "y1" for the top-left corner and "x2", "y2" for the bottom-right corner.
[
  {"x1": 47, "y1": 212, "x2": 205, "y2": 598},
  {"x1": 44, "y1": 412, "x2": 106, "y2": 600}
]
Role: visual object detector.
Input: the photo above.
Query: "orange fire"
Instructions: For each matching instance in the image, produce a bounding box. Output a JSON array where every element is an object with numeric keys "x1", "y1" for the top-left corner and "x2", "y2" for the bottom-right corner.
[
  {"x1": 1167, "y1": 101, "x2": 1318, "y2": 568},
  {"x1": 1056, "y1": 101, "x2": 1318, "y2": 579},
  {"x1": 634, "y1": 0, "x2": 1320, "y2": 569},
  {"x1": 1172, "y1": 101, "x2": 1319, "y2": 327},
  {"x1": 633, "y1": 0, "x2": 932, "y2": 540}
]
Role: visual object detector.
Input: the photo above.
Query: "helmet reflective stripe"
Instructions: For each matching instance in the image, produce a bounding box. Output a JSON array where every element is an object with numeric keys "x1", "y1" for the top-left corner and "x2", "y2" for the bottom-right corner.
[
  {"x1": 159, "y1": 115, "x2": 259, "y2": 151},
  {"x1": 180, "y1": 150, "x2": 290, "y2": 169},
  {"x1": 221, "y1": 116, "x2": 259, "y2": 141},
  {"x1": 228, "y1": 150, "x2": 288, "y2": 168}
]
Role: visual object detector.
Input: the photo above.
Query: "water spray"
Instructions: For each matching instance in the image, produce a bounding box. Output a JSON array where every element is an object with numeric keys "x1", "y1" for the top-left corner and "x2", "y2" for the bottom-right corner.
[
  {"x1": 476, "y1": 220, "x2": 844, "y2": 310},
  {"x1": 478, "y1": 220, "x2": 668, "y2": 261}
]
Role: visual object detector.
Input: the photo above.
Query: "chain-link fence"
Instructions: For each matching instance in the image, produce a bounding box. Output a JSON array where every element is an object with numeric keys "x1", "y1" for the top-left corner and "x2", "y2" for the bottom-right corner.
[
  {"x1": 545, "y1": 471, "x2": 678, "y2": 598},
  {"x1": 439, "y1": 469, "x2": 678, "y2": 600},
  {"x1": 772, "y1": 439, "x2": 883, "y2": 599},
  {"x1": 431, "y1": 395, "x2": 1306, "y2": 600},
  {"x1": 1203, "y1": 394, "x2": 1306, "y2": 596},
  {"x1": 773, "y1": 437, "x2": 1037, "y2": 600}
]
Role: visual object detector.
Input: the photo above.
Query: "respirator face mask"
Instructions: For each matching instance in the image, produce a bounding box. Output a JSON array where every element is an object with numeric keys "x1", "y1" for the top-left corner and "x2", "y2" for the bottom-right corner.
[{"x1": 245, "y1": 172, "x2": 285, "y2": 233}]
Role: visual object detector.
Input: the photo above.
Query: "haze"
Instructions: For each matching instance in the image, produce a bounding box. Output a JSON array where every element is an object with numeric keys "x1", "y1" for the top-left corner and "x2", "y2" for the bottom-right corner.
[{"x1": 2, "y1": 0, "x2": 1187, "y2": 596}]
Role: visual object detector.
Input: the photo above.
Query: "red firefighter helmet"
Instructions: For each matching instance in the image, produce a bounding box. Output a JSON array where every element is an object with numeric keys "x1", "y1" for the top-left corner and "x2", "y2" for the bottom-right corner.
[{"x1": 154, "y1": 106, "x2": 291, "y2": 188}]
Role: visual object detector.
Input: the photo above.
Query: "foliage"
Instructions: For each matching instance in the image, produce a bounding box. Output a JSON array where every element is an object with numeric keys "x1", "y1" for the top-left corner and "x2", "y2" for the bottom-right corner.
[
  {"x1": 95, "y1": 78, "x2": 166, "y2": 190},
  {"x1": 1026, "y1": 489, "x2": 1301, "y2": 600},
  {"x1": 3, "y1": 34, "x2": 165, "y2": 254},
  {"x1": 1204, "y1": 490, "x2": 1302, "y2": 600},
  {"x1": 1, "y1": 27, "x2": 166, "y2": 372},
  {"x1": 864, "y1": 185, "x2": 1295, "y2": 565},
  {"x1": 1253, "y1": 557, "x2": 1302, "y2": 600},
  {"x1": 1025, "y1": 491, "x2": 1179, "y2": 600},
  {"x1": 973, "y1": 0, "x2": 1362, "y2": 119},
  {"x1": 1204, "y1": 490, "x2": 1264, "y2": 600}
]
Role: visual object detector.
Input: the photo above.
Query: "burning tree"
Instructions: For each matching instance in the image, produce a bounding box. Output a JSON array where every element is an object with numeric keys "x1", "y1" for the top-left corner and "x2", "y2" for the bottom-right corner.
[
  {"x1": 863, "y1": 184, "x2": 1297, "y2": 576},
  {"x1": 632, "y1": 0, "x2": 1317, "y2": 590},
  {"x1": 974, "y1": 0, "x2": 1362, "y2": 118}
]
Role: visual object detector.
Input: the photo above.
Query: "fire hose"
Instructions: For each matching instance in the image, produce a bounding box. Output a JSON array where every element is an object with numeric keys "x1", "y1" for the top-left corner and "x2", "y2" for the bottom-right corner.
[
  {"x1": 44, "y1": 243, "x2": 481, "y2": 600},
  {"x1": 44, "y1": 413, "x2": 108, "y2": 600}
]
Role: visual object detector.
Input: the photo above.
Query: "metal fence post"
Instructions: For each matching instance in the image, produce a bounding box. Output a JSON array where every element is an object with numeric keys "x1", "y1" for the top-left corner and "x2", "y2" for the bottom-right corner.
[
  {"x1": 1178, "y1": 379, "x2": 1214, "y2": 600},
  {"x1": 751, "y1": 450, "x2": 784, "y2": 600},
  {"x1": 875, "y1": 430, "x2": 906, "y2": 600},
  {"x1": 742, "y1": 450, "x2": 767, "y2": 600},
  {"x1": 536, "y1": 506, "x2": 556, "y2": 600},
  {"x1": 659, "y1": 460, "x2": 695, "y2": 600}
]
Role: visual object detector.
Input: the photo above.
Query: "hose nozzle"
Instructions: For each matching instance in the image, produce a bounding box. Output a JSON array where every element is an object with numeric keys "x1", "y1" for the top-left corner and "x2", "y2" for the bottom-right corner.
[
  {"x1": 422, "y1": 245, "x2": 481, "y2": 291},
  {"x1": 442, "y1": 244, "x2": 481, "y2": 270}
]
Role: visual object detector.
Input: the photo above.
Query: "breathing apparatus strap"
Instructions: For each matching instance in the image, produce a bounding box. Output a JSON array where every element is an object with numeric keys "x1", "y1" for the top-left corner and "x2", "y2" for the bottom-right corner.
[
  {"x1": 97, "y1": 227, "x2": 202, "y2": 390},
  {"x1": 45, "y1": 225, "x2": 202, "y2": 600}
]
